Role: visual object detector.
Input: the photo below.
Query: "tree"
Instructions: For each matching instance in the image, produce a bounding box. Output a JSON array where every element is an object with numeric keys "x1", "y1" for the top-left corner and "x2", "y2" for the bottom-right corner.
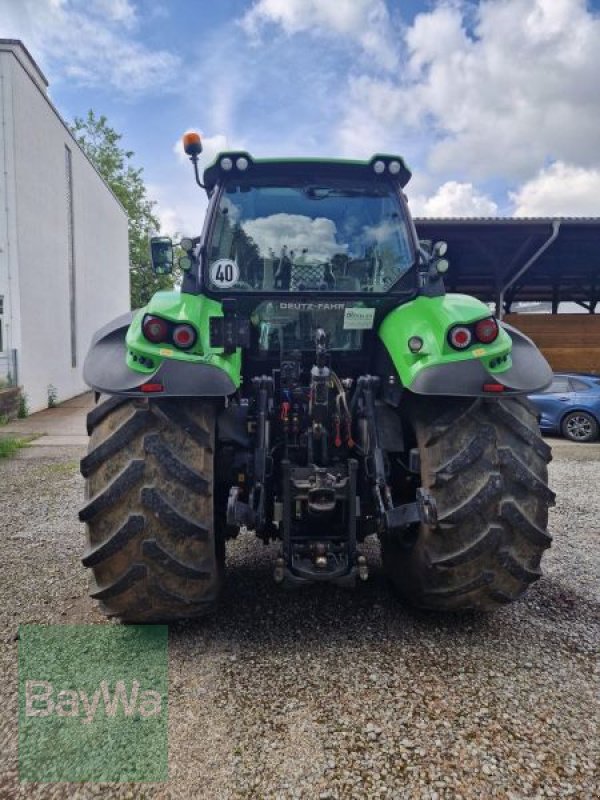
[{"x1": 70, "y1": 110, "x2": 174, "y2": 308}]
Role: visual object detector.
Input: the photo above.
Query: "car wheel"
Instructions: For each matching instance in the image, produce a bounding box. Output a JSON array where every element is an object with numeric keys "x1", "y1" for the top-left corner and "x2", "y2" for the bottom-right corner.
[{"x1": 561, "y1": 411, "x2": 599, "y2": 443}]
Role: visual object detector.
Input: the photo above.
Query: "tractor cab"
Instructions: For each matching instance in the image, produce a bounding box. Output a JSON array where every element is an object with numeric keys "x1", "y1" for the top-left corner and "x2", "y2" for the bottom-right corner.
[{"x1": 199, "y1": 155, "x2": 418, "y2": 365}]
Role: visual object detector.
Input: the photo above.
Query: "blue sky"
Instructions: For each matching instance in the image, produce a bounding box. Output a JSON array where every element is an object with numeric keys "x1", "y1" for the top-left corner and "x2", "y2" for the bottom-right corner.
[{"x1": 2, "y1": 0, "x2": 600, "y2": 234}]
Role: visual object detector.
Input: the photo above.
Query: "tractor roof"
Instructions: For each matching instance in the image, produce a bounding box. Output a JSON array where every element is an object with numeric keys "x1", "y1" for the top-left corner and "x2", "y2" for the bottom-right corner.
[{"x1": 202, "y1": 152, "x2": 412, "y2": 194}]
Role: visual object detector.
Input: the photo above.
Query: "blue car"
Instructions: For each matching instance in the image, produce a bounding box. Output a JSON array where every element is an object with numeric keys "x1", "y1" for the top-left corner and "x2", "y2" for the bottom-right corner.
[{"x1": 528, "y1": 373, "x2": 600, "y2": 442}]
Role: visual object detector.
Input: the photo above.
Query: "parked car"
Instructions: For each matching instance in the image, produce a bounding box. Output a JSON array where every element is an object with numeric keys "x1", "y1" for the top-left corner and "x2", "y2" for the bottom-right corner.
[{"x1": 528, "y1": 373, "x2": 600, "y2": 442}]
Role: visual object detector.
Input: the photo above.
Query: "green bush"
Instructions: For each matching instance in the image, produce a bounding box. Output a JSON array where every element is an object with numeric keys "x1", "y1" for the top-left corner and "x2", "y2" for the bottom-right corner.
[
  {"x1": 47, "y1": 384, "x2": 58, "y2": 408},
  {"x1": 18, "y1": 394, "x2": 29, "y2": 418}
]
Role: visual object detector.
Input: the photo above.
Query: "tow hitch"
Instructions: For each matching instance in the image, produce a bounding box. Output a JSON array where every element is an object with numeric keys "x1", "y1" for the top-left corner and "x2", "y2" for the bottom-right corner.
[{"x1": 276, "y1": 458, "x2": 363, "y2": 586}]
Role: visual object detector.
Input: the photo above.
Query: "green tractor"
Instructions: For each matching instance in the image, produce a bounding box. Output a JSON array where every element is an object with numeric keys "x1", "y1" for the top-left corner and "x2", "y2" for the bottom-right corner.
[{"x1": 80, "y1": 133, "x2": 554, "y2": 622}]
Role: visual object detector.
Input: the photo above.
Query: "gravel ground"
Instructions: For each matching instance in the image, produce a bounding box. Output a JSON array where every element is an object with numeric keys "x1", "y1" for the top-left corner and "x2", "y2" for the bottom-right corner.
[{"x1": 0, "y1": 439, "x2": 598, "y2": 799}]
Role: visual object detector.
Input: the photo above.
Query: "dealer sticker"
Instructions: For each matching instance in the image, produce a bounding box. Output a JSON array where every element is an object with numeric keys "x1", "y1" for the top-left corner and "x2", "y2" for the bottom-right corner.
[{"x1": 343, "y1": 306, "x2": 375, "y2": 330}]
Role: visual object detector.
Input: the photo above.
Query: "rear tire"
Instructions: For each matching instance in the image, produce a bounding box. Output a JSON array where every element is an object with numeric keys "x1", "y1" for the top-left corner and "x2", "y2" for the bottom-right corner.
[
  {"x1": 382, "y1": 396, "x2": 554, "y2": 611},
  {"x1": 80, "y1": 397, "x2": 222, "y2": 622}
]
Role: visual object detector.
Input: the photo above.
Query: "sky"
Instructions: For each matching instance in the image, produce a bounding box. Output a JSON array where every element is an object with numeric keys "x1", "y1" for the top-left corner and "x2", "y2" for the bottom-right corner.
[{"x1": 1, "y1": 0, "x2": 600, "y2": 236}]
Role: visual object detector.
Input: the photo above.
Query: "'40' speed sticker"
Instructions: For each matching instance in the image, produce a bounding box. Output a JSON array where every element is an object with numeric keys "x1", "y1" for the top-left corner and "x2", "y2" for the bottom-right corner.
[{"x1": 210, "y1": 259, "x2": 240, "y2": 288}]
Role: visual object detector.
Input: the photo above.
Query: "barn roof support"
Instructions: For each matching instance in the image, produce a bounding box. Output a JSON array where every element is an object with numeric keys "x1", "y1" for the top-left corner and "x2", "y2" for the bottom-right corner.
[{"x1": 495, "y1": 220, "x2": 562, "y2": 319}]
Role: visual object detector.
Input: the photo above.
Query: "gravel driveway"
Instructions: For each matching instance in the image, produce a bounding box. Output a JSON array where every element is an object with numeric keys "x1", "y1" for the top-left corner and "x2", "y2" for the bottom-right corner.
[{"x1": 0, "y1": 439, "x2": 598, "y2": 799}]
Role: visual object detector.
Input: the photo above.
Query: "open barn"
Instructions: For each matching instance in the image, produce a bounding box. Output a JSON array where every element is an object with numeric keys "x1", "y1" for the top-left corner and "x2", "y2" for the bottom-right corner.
[{"x1": 415, "y1": 218, "x2": 600, "y2": 373}]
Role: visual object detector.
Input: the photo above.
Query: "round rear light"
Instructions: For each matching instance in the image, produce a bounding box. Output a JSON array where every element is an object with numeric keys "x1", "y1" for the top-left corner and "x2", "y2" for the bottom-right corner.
[
  {"x1": 373, "y1": 160, "x2": 386, "y2": 174},
  {"x1": 449, "y1": 325, "x2": 472, "y2": 350},
  {"x1": 408, "y1": 336, "x2": 424, "y2": 353},
  {"x1": 142, "y1": 315, "x2": 169, "y2": 343},
  {"x1": 474, "y1": 317, "x2": 499, "y2": 344},
  {"x1": 172, "y1": 324, "x2": 196, "y2": 349}
]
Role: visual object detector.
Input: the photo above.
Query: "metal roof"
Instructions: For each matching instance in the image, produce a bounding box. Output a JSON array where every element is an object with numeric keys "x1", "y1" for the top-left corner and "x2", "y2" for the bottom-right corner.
[
  {"x1": 415, "y1": 216, "x2": 600, "y2": 224},
  {"x1": 414, "y1": 217, "x2": 600, "y2": 310}
]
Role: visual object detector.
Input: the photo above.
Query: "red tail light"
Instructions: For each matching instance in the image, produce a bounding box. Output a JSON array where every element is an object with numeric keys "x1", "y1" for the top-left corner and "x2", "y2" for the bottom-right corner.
[
  {"x1": 475, "y1": 317, "x2": 499, "y2": 344},
  {"x1": 172, "y1": 324, "x2": 196, "y2": 349},
  {"x1": 448, "y1": 325, "x2": 472, "y2": 350},
  {"x1": 483, "y1": 383, "x2": 505, "y2": 393},
  {"x1": 140, "y1": 382, "x2": 164, "y2": 393},
  {"x1": 142, "y1": 315, "x2": 169, "y2": 344}
]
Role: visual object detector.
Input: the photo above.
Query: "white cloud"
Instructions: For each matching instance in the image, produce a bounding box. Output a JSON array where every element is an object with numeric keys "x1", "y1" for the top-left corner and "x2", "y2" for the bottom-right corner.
[
  {"x1": 337, "y1": 0, "x2": 600, "y2": 182},
  {"x1": 510, "y1": 162, "x2": 600, "y2": 217},
  {"x1": 0, "y1": 0, "x2": 179, "y2": 94},
  {"x1": 240, "y1": 0, "x2": 398, "y2": 70},
  {"x1": 91, "y1": 0, "x2": 136, "y2": 27},
  {"x1": 151, "y1": 133, "x2": 240, "y2": 237},
  {"x1": 148, "y1": 179, "x2": 206, "y2": 239},
  {"x1": 409, "y1": 181, "x2": 499, "y2": 217},
  {"x1": 242, "y1": 214, "x2": 341, "y2": 262},
  {"x1": 337, "y1": 75, "x2": 410, "y2": 157}
]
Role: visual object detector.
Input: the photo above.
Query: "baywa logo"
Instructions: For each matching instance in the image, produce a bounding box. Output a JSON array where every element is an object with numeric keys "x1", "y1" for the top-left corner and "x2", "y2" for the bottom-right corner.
[
  {"x1": 19, "y1": 625, "x2": 168, "y2": 783},
  {"x1": 25, "y1": 679, "x2": 162, "y2": 724}
]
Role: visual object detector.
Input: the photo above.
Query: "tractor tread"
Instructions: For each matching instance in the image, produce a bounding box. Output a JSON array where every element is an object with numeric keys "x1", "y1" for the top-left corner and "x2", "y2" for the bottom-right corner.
[
  {"x1": 431, "y1": 525, "x2": 502, "y2": 567},
  {"x1": 440, "y1": 473, "x2": 503, "y2": 524},
  {"x1": 82, "y1": 514, "x2": 145, "y2": 567},
  {"x1": 423, "y1": 570, "x2": 494, "y2": 599},
  {"x1": 81, "y1": 399, "x2": 221, "y2": 622},
  {"x1": 382, "y1": 395, "x2": 553, "y2": 611},
  {"x1": 152, "y1": 401, "x2": 212, "y2": 449},
  {"x1": 149, "y1": 581, "x2": 199, "y2": 606},
  {"x1": 500, "y1": 500, "x2": 553, "y2": 546},
  {"x1": 79, "y1": 459, "x2": 145, "y2": 522},
  {"x1": 142, "y1": 539, "x2": 212, "y2": 579},
  {"x1": 144, "y1": 432, "x2": 209, "y2": 493},
  {"x1": 81, "y1": 409, "x2": 152, "y2": 477},
  {"x1": 86, "y1": 395, "x2": 131, "y2": 435},
  {"x1": 423, "y1": 398, "x2": 483, "y2": 447},
  {"x1": 494, "y1": 400, "x2": 553, "y2": 461},
  {"x1": 90, "y1": 563, "x2": 147, "y2": 600},
  {"x1": 498, "y1": 447, "x2": 556, "y2": 504},
  {"x1": 432, "y1": 425, "x2": 495, "y2": 485},
  {"x1": 141, "y1": 487, "x2": 209, "y2": 541},
  {"x1": 497, "y1": 549, "x2": 542, "y2": 584}
]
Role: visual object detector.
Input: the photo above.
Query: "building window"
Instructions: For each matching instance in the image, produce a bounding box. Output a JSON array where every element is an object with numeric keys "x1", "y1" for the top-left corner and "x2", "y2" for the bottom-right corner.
[{"x1": 65, "y1": 146, "x2": 77, "y2": 367}]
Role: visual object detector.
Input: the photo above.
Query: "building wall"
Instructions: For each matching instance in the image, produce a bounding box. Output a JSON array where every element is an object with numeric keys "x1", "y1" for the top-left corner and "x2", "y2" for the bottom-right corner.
[
  {"x1": 0, "y1": 50, "x2": 22, "y2": 385},
  {"x1": 506, "y1": 314, "x2": 600, "y2": 374},
  {"x1": 0, "y1": 42, "x2": 129, "y2": 411}
]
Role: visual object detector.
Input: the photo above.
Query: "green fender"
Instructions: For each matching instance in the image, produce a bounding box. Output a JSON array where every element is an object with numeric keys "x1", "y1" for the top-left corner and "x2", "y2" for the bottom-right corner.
[
  {"x1": 83, "y1": 292, "x2": 241, "y2": 397},
  {"x1": 378, "y1": 294, "x2": 552, "y2": 396}
]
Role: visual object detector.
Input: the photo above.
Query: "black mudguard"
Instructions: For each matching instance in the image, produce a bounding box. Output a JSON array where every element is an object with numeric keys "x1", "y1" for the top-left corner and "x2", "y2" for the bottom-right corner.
[
  {"x1": 83, "y1": 312, "x2": 237, "y2": 397},
  {"x1": 409, "y1": 322, "x2": 552, "y2": 396}
]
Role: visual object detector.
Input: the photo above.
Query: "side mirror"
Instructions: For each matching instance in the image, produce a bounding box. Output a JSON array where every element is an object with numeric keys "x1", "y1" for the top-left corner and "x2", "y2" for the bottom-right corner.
[
  {"x1": 432, "y1": 240, "x2": 448, "y2": 258},
  {"x1": 150, "y1": 237, "x2": 174, "y2": 274}
]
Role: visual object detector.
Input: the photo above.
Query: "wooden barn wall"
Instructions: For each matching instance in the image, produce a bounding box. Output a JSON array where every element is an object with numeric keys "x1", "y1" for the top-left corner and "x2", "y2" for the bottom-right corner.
[{"x1": 505, "y1": 314, "x2": 600, "y2": 374}]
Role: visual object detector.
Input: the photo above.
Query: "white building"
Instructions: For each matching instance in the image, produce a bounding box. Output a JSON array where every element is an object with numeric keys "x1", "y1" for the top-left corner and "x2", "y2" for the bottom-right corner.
[{"x1": 0, "y1": 40, "x2": 129, "y2": 412}]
